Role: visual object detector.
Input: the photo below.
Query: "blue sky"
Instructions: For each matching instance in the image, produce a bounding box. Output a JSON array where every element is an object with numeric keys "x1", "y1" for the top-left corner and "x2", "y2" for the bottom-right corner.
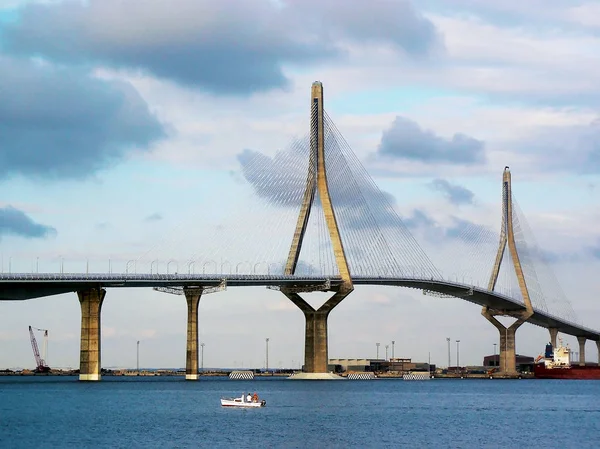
[{"x1": 1, "y1": 0, "x2": 600, "y2": 370}]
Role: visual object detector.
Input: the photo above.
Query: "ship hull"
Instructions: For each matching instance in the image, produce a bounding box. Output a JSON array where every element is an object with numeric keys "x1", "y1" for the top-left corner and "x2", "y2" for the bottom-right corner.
[{"x1": 534, "y1": 365, "x2": 600, "y2": 379}]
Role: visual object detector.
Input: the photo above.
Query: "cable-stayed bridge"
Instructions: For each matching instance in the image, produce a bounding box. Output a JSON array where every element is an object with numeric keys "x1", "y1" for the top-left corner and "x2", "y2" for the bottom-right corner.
[{"x1": 1, "y1": 82, "x2": 598, "y2": 380}]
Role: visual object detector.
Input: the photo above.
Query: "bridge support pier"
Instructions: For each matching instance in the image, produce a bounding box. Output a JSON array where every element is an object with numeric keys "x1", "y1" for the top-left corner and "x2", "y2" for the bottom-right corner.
[
  {"x1": 184, "y1": 288, "x2": 202, "y2": 380},
  {"x1": 78, "y1": 288, "x2": 105, "y2": 381},
  {"x1": 597, "y1": 341, "x2": 600, "y2": 365},
  {"x1": 482, "y1": 307, "x2": 531, "y2": 375},
  {"x1": 577, "y1": 336, "x2": 586, "y2": 366},
  {"x1": 549, "y1": 328, "x2": 558, "y2": 348},
  {"x1": 284, "y1": 289, "x2": 350, "y2": 378}
]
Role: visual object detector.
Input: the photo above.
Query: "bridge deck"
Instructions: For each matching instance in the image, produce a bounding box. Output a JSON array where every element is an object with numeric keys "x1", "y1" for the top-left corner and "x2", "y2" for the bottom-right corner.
[{"x1": 1, "y1": 274, "x2": 597, "y2": 340}]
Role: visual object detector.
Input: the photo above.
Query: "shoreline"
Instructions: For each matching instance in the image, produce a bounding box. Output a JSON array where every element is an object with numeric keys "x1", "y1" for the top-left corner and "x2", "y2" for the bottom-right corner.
[{"x1": 0, "y1": 370, "x2": 534, "y2": 379}]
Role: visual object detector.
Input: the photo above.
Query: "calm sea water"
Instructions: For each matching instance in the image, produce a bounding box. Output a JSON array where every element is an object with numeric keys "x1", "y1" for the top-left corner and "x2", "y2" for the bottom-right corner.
[{"x1": 1, "y1": 376, "x2": 599, "y2": 448}]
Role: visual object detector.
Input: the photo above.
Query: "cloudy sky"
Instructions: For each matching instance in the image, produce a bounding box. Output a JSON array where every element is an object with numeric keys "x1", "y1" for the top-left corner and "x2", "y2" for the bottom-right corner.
[{"x1": 1, "y1": 0, "x2": 600, "y2": 370}]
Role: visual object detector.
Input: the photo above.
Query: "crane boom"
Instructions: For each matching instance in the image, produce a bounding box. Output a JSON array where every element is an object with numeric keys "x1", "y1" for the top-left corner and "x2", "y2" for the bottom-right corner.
[{"x1": 28, "y1": 326, "x2": 50, "y2": 373}]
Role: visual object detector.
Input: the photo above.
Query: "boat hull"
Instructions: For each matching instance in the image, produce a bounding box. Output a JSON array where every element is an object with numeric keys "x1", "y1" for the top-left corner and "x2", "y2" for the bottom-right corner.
[
  {"x1": 534, "y1": 365, "x2": 600, "y2": 379},
  {"x1": 220, "y1": 398, "x2": 266, "y2": 407}
]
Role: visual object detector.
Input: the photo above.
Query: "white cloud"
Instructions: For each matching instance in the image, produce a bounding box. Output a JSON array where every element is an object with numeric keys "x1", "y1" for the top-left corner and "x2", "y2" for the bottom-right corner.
[{"x1": 567, "y1": 3, "x2": 600, "y2": 28}]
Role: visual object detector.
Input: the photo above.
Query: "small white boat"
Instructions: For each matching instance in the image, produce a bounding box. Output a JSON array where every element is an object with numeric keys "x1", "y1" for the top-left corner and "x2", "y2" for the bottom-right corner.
[{"x1": 221, "y1": 393, "x2": 266, "y2": 408}]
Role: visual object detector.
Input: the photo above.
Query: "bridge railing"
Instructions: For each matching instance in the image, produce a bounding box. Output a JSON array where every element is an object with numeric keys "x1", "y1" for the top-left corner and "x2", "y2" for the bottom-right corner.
[
  {"x1": 0, "y1": 257, "x2": 453, "y2": 279},
  {"x1": 0, "y1": 257, "x2": 291, "y2": 276},
  {"x1": 0, "y1": 272, "x2": 338, "y2": 282}
]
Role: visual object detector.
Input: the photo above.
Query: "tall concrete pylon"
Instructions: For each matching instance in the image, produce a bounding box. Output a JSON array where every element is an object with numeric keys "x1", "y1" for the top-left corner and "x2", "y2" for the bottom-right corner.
[
  {"x1": 482, "y1": 167, "x2": 533, "y2": 375},
  {"x1": 283, "y1": 82, "x2": 353, "y2": 378}
]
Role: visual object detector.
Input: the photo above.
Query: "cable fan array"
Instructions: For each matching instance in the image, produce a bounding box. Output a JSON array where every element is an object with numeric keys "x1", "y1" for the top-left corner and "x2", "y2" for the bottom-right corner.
[
  {"x1": 418, "y1": 182, "x2": 579, "y2": 325},
  {"x1": 131, "y1": 109, "x2": 442, "y2": 279},
  {"x1": 318, "y1": 111, "x2": 442, "y2": 279},
  {"x1": 126, "y1": 104, "x2": 580, "y2": 327},
  {"x1": 431, "y1": 217, "x2": 499, "y2": 288},
  {"x1": 511, "y1": 197, "x2": 579, "y2": 324}
]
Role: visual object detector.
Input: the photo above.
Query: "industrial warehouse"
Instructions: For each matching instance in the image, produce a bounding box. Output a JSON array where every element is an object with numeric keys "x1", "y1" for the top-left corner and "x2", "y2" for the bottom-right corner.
[
  {"x1": 328, "y1": 358, "x2": 434, "y2": 374},
  {"x1": 329, "y1": 354, "x2": 535, "y2": 376}
]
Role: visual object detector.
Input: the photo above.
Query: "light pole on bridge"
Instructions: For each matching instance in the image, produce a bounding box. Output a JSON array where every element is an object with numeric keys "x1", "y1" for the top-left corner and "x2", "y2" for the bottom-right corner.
[
  {"x1": 446, "y1": 337, "x2": 451, "y2": 370},
  {"x1": 385, "y1": 344, "x2": 389, "y2": 361}
]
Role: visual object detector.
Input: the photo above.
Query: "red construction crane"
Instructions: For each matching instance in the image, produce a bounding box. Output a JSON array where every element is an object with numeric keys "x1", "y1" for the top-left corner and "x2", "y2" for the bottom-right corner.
[{"x1": 28, "y1": 326, "x2": 50, "y2": 373}]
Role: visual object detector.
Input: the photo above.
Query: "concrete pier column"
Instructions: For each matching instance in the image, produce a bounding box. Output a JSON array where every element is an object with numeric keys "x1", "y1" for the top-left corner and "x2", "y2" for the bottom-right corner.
[
  {"x1": 304, "y1": 311, "x2": 328, "y2": 373},
  {"x1": 284, "y1": 289, "x2": 350, "y2": 377},
  {"x1": 78, "y1": 288, "x2": 106, "y2": 381},
  {"x1": 577, "y1": 336, "x2": 586, "y2": 366},
  {"x1": 596, "y1": 341, "x2": 600, "y2": 365},
  {"x1": 549, "y1": 328, "x2": 558, "y2": 348},
  {"x1": 498, "y1": 327, "x2": 518, "y2": 374},
  {"x1": 482, "y1": 308, "x2": 530, "y2": 375},
  {"x1": 184, "y1": 287, "x2": 202, "y2": 380}
]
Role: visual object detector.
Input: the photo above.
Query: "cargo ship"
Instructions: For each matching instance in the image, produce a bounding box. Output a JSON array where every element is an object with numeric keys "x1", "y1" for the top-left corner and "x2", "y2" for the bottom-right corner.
[{"x1": 534, "y1": 340, "x2": 600, "y2": 379}]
